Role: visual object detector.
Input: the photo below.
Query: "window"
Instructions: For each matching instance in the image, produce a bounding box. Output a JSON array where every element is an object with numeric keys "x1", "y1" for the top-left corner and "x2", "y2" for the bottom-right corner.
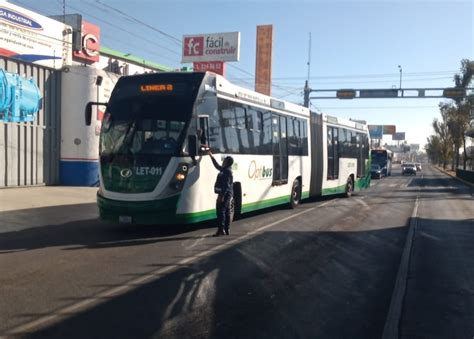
[
  {"x1": 261, "y1": 111, "x2": 272, "y2": 154},
  {"x1": 212, "y1": 98, "x2": 307, "y2": 156},
  {"x1": 235, "y1": 107, "x2": 246, "y2": 129},
  {"x1": 288, "y1": 118, "x2": 299, "y2": 155}
]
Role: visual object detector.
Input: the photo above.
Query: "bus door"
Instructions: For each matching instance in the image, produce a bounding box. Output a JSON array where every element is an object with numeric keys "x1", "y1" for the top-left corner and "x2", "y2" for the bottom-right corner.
[
  {"x1": 272, "y1": 115, "x2": 288, "y2": 185},
  {"x1": 198, "y1": 115, "x2": 209, "y2": 150},
  {"x1": 327, "y1": 126, "x2": 339, "y2": 179},
  {"x1": 357, "y1": 134, "x2": 363, "y2": 177}
]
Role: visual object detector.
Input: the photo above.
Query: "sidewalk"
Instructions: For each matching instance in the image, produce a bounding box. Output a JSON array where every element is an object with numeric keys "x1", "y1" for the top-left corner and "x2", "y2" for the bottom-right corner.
[
  {"x1": 0, "y1": 187, "x2": 99, "y2": 233},
  {"x1": 434, "y1": 166, "x2": 474, "y2": 188}
]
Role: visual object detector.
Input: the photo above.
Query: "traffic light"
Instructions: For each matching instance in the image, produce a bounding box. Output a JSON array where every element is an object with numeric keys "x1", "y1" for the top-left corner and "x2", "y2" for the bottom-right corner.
[
  {"x1": 443, "y1": 88, "x2": 465, "y2": 99},
  {"x1": 336, "y1": 89, "x2": 356, "y2": 99}
]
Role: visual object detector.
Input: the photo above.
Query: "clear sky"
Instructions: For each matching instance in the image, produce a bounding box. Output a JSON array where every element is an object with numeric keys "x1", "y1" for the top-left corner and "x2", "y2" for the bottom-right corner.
[{"x1": 8, "y1": 0, "x2": 474, "y2": 148}]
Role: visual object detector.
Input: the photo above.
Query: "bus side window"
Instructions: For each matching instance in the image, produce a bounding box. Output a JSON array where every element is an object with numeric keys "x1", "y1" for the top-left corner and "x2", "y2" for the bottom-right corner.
[
  {"x1": 261, "y1": 111, "x2": 272, "y2": 154},
  {"x1": 302, "y1": 120, "x2": 308, "y2": 156}
]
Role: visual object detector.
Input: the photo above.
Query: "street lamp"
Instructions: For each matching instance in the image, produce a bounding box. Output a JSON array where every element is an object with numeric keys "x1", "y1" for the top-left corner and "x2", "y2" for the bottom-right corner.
[{"x1": 398, "y1": 65, "x2": 402, "y2": 89}]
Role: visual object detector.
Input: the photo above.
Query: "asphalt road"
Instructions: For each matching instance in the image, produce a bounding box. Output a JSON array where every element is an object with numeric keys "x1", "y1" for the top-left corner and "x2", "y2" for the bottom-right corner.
[{"x1": 0, "y1": 165, "x2": 472, "y2": 338}]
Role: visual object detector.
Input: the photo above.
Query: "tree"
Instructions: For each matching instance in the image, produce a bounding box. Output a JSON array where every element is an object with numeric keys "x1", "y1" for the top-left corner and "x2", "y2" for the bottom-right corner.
[
  {"x1": 452, "y1": 59, "x2": 473, "y2": 169},
  {"x1": 425, "y1": 135, "x2": 442, "y2": 164},
  {"x1": 432, "y1": 113, "x2": 452, "y2": 169}
]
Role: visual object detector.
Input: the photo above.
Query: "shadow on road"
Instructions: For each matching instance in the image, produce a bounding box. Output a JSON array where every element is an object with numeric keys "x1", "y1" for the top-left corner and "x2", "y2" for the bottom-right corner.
[
  {"x1": 7, "y1": 224, "x2": 409, "y2": 339},
  {"x1": 0, "y1": 198, "x2": 330, "y2": 253}
]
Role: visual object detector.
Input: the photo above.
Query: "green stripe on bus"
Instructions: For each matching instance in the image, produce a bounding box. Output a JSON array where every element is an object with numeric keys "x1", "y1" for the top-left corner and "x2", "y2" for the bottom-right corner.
[
  {"x1": 176, "y1": 209, "x2": 216, "y2": 223},
  {"x1": 302, "y1": 191, "x2": 310, "y2": 199},
  {"x1": 241, "y1": 195, "x2": 290, "y2": 213},
  {"x1": 178, "y1": 193, "x2": 305, "y2": 223},
  {"x1": 321, "y1": 184, "x2": 347, "y2": 196}
]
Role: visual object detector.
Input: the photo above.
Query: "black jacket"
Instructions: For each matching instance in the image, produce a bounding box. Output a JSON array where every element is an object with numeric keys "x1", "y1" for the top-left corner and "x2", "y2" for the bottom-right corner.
[{"x1": 211, "y1": 156, "x2": 233, "y2": 196}]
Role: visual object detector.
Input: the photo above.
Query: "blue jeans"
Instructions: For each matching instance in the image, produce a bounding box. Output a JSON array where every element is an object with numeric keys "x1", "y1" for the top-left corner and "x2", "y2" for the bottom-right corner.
[{"x1": 216, "y1": 193, "x2": 232, "y2": 231}]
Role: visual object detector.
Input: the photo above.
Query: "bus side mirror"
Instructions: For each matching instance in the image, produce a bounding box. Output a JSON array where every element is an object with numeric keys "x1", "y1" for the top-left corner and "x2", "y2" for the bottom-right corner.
[
  {"x1": 85, "y1": 102, "x2": 93, "y2": 126},
  {"x1": 188, "y1": 135, "x2": 198, "y2": 157},
  {"x1": 85, "y1": 101, "x2": 108, "y2": 126}
]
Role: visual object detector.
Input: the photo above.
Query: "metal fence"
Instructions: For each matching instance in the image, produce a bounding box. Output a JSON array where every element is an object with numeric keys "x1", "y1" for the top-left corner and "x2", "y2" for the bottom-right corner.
[{"x1": 0, "y1": 57, "x2": 61, "y2": 187}]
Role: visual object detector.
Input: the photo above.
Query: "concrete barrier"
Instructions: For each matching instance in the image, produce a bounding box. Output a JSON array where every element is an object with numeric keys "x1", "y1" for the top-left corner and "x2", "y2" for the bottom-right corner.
[{"x1": 456, "y1": 169, "x2": 474, "y2": 184}]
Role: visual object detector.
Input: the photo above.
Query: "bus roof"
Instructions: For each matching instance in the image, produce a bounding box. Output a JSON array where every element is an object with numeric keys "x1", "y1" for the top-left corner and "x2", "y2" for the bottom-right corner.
[
  {"x1": 321, "y1": 113, "x2": 368, "y2": 132},
  {"x1": 213, "y1": 73, "x2": 310, "y2": 118}
]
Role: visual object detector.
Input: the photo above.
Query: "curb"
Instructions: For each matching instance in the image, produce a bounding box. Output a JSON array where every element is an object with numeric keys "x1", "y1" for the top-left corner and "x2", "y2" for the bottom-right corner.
[{"x1": 434, "y1": 166, "x2": 474, "y2": 188}]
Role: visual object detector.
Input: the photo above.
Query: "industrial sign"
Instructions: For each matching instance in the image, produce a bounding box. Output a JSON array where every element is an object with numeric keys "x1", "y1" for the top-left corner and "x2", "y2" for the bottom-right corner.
[
  {"x1": 255, "y1": 25, "x2": 273, "y2": 96},
  {"x1": 181, "y1": 32, "x2": 240, "y2": 63},
  {"x1": 193, "y1": 61, "x2": 226, "y2": 76},
  {"x1": 73, "y1": 20, "x2": 100, "y2": 63},
  {"x1": 393, "y1": 132, "x2": 405, "y2": 141},
  {"x1": 0, "y1": 2, "x2": 72, "y2": 69},
  {"x1": 368, "y1": 125, "x2": 383, "y2": 139}
]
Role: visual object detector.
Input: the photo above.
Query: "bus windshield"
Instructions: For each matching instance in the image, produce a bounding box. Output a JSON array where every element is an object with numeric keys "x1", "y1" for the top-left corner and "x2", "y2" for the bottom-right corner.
[
  {"x1": 371, "y1": 150, "x2": 390, "y2": 166},
  {"x1": 100, "y1": 96, "x2": 188, "y2": 156}
]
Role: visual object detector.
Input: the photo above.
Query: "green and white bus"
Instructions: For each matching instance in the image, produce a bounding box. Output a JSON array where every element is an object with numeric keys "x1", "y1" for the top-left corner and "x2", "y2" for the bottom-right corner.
[{"x1": 85, "y1": 72, "x2": 371, "y2": 224}]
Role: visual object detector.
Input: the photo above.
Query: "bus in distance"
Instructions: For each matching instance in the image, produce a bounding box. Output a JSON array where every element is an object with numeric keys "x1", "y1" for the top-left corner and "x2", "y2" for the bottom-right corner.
[
  {"x1": 370, "y1": 149, "x2": 393, "y2": 177},
  {"x1": 85, "y1": 72, "x2": 371, "y2": 225}
]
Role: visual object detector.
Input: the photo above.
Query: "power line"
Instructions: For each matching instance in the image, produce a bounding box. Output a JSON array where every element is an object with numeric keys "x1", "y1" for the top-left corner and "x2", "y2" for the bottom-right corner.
[
  {"x1": 83, "y1": 1, "x2": 181, "y2": 56},
  {"x1": 231, "y1": 70, "x2": 458, "y2": 81},
  {"x1": 95, "y1": 0, "x2": 182, "y2": 46},
  {"x1": 318, "y1": 106, "x2": 440, "y2": 110}
]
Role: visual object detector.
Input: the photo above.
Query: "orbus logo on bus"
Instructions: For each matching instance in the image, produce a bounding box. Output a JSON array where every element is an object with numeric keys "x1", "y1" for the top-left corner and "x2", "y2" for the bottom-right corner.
[{"x1": 248, "y1": 160, "x2": 273, "y2": 180}]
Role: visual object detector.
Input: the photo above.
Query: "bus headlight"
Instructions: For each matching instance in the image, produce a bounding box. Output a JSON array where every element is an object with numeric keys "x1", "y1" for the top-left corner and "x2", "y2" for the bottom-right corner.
[
  {"x1": 175, "y1": 173, "x2": 186, "y2": 181},
  {"x1": 170, "y1": 163, "x2": 189, "y2": 190}
]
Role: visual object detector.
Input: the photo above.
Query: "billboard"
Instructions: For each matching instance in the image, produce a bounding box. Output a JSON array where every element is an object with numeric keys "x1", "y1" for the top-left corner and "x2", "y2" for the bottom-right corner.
[
  {"x1": 368, "y1": 125, "x2": 383, "y2": 139},
  {"x1": 383, "y1": 125, "x2": 396, "y2": 135},
  {"x1": 393, "y1": 132, "x2": 405, "y2": 141},
  {"x1": 193, "y1": 61, "x2": 226, "y2": 76},
  {"x1": 0, "y1": 1, "x2": 72, "y2": 69},
  {"x1": 255, "y1": 25, "x2": 273, "y2": 96},
  {"x1": 182, "y1": 32, "x2": 240, "y2": 63},
  {"x1": 73, "y1": 20, "x2": 100, "y2": 63}
]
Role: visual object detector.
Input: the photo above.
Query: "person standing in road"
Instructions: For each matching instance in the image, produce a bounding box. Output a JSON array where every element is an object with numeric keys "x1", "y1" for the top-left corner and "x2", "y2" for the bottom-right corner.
[{"x1": 208, "y1": 151, "x2": 234, "y2": 236}]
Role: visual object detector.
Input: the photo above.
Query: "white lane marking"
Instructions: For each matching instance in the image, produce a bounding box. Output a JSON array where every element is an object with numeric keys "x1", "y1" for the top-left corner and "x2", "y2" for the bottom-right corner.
[
  {"x1": 382, "y1": 195, "x2": 419, "y2": 339},
  {"x1": 5, "y1": 201, "x2": 331, "y2": 335},
  {"x1": 182, "y1": 235, "x2": 207, "y2": 250},
  {"x1": 389, "y1": 184, "x2": 397, "y2": 188},
  {"x1": 354, "y1": 197, "x2": 370, "y2": 211}
]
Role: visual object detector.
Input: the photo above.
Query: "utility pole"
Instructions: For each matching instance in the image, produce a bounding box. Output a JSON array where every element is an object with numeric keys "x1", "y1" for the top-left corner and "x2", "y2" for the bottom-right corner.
[
  {"x1": 307, "y1": 33, "x2": 312, "y2": 84},
  {"x1": 398, "y1": 65, "x2": 403, "y2": 96},
  {"x1": 304, "y1": 80, "x2": 310, "y2": 108},
  {"x1": 304, "y1": 33, "x2": 312, "y2": 108}
]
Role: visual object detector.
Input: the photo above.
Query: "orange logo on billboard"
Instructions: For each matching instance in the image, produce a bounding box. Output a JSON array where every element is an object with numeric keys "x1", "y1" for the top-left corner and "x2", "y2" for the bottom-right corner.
[{"x1": 73, "y1": 20, "x2": 100, "y2": 63}]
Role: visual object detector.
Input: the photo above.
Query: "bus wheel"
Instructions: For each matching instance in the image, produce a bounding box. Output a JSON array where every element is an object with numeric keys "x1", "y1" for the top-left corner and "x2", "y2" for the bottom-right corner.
[
  {"x1": 345, "y1": 177, "x2": 353, "y2": 198},
  {"x1": 290, "y1": 179, "x2": 302, "y2": 209}
]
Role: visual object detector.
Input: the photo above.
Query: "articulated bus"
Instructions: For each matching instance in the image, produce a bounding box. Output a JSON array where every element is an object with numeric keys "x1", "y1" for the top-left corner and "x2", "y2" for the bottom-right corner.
[
  {"x1": 370, "y1": 149, "x2": 393, "y2": 176},
  {"x1": 85, "y1": 72, "x2": 371, "y2": 225}
]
